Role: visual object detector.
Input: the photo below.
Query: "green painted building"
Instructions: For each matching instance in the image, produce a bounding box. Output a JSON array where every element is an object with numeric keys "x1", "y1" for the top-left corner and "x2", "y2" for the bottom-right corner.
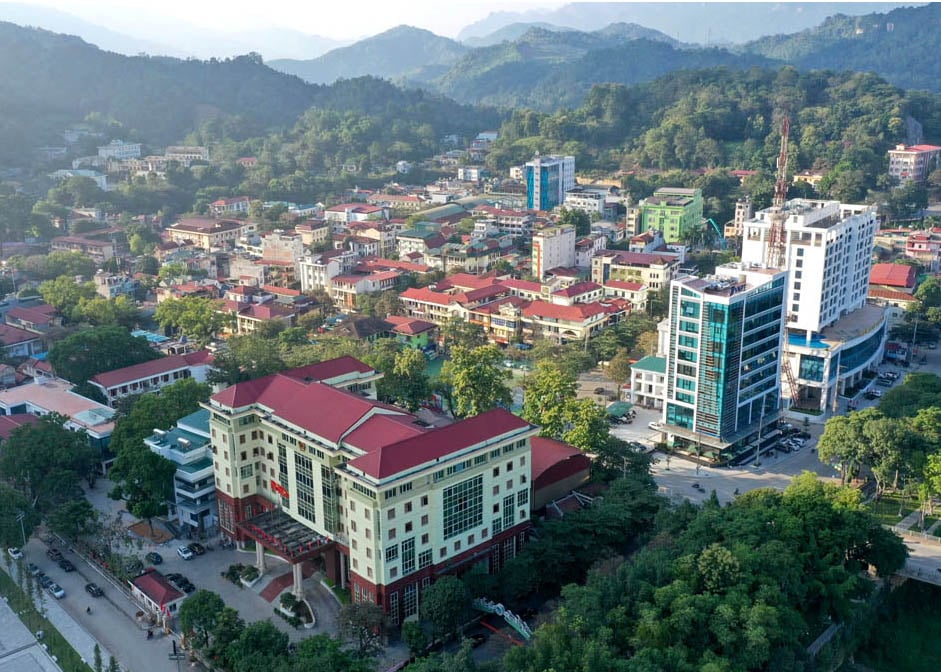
[{"x1": 640, "y1": 187, "x2": 703, "y2": 243}]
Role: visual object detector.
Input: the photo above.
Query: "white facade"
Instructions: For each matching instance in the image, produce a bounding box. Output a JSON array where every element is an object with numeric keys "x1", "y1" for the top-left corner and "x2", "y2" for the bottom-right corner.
[
  {"x1": 532, "y1": 225, "x2": 575, "y2": 279},
  {"x1": 298, "y1": 251, "x2": 355, "y2": 293},
  {"x1": 740, "y1": 199, "x2": 884, "y2": 413},
  {"x1": 564, "y1": 186, "x2": 610, "y2": 216},
  {"x1": 741, "y1": 199, "x2": 877, "y2": 334},
  {"x1": 97, "y1": 140, "x2": 142, "y2": 160}
]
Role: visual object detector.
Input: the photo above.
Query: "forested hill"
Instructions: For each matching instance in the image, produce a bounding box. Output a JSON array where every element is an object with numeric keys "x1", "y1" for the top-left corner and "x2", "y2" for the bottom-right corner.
[
  {"x1": 741, "y1": 3, "x2": 941, "y2": 93},
  {"x1": 0, "y1": 21, "x2": 318, "y2": 157}
]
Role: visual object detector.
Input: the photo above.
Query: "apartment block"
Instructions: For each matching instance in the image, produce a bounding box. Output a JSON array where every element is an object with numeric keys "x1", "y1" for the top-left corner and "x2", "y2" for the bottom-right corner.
[
  {"x1": 532, "y1": 225, "x2": 575, "y2": 279},
  {"x1": 888, "y1": 144, "x2": 941, "y2": 184},
  {"x1": 639, "y1": 187, "x2": 703, "y2": 243},
  {"x1": 525, "y1": 155, "x2": 575, "y2": 210}
]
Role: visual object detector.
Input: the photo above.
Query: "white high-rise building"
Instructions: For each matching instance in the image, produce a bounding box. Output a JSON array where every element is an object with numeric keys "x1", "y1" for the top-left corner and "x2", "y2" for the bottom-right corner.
[
  {"x1": 740, "y1": 199, "x2": 885, "y2": 413},
  {"x1": 532, "y1": 225, "x2": 576, "y2": 279}
]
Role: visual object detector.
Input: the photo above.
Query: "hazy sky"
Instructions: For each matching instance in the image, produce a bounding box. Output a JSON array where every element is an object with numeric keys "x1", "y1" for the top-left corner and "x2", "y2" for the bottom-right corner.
[{"x1": 20, "y1": 0, "x2": 565, "y2": 39}]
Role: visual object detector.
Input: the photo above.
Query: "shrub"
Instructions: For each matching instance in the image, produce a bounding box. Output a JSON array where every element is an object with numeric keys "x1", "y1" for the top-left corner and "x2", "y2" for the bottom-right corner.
[{"x1": 240, "y1": 565, "x2": 259, "y2": 582}]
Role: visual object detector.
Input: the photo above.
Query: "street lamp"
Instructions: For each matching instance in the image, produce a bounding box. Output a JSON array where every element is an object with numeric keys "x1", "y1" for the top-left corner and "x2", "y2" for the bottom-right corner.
[{"x1": 15, "y1": 511, "x2": 26, "y2": 547}]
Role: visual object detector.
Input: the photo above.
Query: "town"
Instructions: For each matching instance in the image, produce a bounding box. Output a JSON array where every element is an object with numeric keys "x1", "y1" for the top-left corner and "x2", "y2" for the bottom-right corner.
[{"x1": 1, "y1": 4, "x2": 941, "y2": 672}]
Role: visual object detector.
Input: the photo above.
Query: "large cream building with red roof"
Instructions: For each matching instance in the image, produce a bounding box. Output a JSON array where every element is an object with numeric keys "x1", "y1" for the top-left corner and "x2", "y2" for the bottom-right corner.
[{"x1": 205, "y1": 356, "x2": 537, "y2": 624}]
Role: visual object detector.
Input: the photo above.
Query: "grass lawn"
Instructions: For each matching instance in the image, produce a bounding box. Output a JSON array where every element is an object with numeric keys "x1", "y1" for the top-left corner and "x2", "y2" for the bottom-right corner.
[
  {"x1": 910, "y1": 515, "x2": 939, "y2": 533},
  {"x1": 854, "y1": 582, "x2": 941, "y2": 672},
  {"x1": 866, "y1": 493, "x2": 916, "y2": 526}
]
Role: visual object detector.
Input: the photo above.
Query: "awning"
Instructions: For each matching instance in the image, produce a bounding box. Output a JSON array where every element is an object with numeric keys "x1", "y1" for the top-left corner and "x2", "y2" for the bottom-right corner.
[{"x1": 606, "y1": 401, "x2": 634, "y2": 417}]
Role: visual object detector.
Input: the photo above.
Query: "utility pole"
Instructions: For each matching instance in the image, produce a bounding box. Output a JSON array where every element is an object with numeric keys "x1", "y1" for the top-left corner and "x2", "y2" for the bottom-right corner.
[{"x1": 15, "y1": 511, "x2": 26, "y2": 547}]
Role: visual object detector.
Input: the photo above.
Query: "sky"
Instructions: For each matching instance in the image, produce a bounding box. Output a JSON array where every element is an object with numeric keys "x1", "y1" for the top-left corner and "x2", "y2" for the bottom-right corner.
[{"x1": 17, "y1": 0, "x2": 565, "y2": 39}]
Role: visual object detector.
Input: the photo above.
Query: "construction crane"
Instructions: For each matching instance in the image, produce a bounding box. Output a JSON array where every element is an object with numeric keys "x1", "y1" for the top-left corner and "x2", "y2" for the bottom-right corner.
[
  {"x1": 705, "y1": 218, "x2": 727, "y2": 250},
  {"x1": 763, "y1": 115, "x2": 801, "y2": 408},
  {"x1": 765, "y1": 114, "x2": 790, "y2": 270}
]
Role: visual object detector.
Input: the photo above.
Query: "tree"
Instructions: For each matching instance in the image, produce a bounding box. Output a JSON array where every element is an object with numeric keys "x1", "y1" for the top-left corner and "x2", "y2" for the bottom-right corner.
[
  {"x1": 558, "y1": 207, "x2": 591, "y2": 236},
  {"x1": 107, "y1": 656, "x2": 120, "y2": 672},
  {"x1": 817, "y1": 408, "x2": 876, "y2": 485},
  {"x1": 287, "y1": 634, "x2": 374, "y2": 672},
  {"x1": 522, "y1": 360, "x2": 577, "y2": 439},
  {"x1": 402, "y1": 620, "x2": 429, "y2": 657},
  {"x1": 383, "y1": 347, "x2": 430, "y2": 411},
  {"x1": 441, "y1": 345, "x2": 511, "y2": 418},
  {"x1": 108, "y1": 448, "x2": 177, "y2": 533},
  {"x1": 420, "y1": 575, "x2": 470, "y2": 643},
  {"x1": 337, "y1": 602, "x2": 385, "y2": 657},
  {"x1": 179, "y1": 590, "x2": 226, "y2": 648},
  {"x1": 607, "y1": 349, "x2": 633, "y2": 385},
  {"x1": 225, "y1": 620, "x2": 289, "y2": 672},
  {"x1": 0, "y1": 483, "x2": 37, "y2": 548},
  {"x1": 74, "y1": 295, "x2": 140, "y2": 329},
  {"x1": 38, "y1": 275, "x2": 96, "y2": 320},
  {"x1": 208, "y1": 334, "x2": 286, "y2": 386},
  {"x1": 108, "y1": 378, "x2": 210, "y2": 456},
  {"x1": 155, "y1": 297, "x2": 231, "y2": 345},
  {"x1": 0, "y1": 414, "x2": 98, "y2": 512},
  {"x1": 562, "y1": 398, "x2": 610, "y2": 452},
  {"x1": 439, "y1": 316, "x2": 486, "y2": 355},
  {"x1": 916, "y1": 276, "x2": 941, "y2": 310},
  {"x1": 49, "y1": 326, "x2": 161, "y2": 386},
  {"x1": 47, "y1": 499, "x2": 97, "y2": 540},
  {"x1": 93, "y1": 644, "x2": 102, "y2": 672}
]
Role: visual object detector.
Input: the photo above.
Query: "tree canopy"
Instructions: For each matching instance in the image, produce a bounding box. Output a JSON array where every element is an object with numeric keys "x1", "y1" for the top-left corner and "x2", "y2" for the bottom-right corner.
[{"x1": 48, "y1": 326, "x2": 161, "y2": 388}]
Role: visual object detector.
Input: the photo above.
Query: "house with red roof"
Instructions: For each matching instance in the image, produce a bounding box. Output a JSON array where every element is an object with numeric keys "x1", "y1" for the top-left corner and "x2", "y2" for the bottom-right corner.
[
  {"x1": 89, "y1": 350, "x2": 214, "y2": 407},
  {"x1": 888, "y1": 144, "x2": 941, "y2": 184},
  {"x1": 591, "y1": 249, "x2": 681, "y2": 291},
  {"x1": 4, "y1": 303, "x2": 60, "y2": 334},
  {"x1": 869, "y1": 263, "x2": 917, "y2": 290},
  {"x1": 205, "y1": 356, "x2": 543, "y2": 622},
  {"x1": 530, "y1": 437, "x2": 591, "y2": 510},
  {"x1": 131, "y1": 569, "x2": 185, "y2": 618},
  {"x1": 905, "y1": 228, "x2": 941, "y2": 271},
  {"x1": 209, "y1": 196, "x2": 251, "y2": 217}
]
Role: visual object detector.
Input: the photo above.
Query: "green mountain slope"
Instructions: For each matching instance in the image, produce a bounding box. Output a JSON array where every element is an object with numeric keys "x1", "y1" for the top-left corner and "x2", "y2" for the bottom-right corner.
[
  {"x1": 0, "y1": 21, "x2": 319, "y2": 159},
  {"x1": 742, "y1": 3, "x2": 941, "y2": 92},
  {"x1": 268, "y1": 25, "x2": 468, "y2": 85}
]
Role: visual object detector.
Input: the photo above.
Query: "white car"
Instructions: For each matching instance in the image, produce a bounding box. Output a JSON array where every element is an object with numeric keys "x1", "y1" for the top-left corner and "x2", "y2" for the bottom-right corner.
[
  {"x1": 7, "y1": 547, "x2": 23, "y2": 560},
  {"x1": 177, "y1": 545, "x2": 194, "y2": 560},
  {"x1": 47, "y1": 582, "x2": 65, "y2": 599},
  {"x1": 648, "y1": 421, "x2": 662, "y2": 431}
]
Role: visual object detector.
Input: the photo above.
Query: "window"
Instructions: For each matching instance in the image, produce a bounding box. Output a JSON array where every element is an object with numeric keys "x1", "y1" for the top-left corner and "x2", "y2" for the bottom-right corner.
[
  {"x1": 418, "y1": 550, "x2": 432, "y2": 569},
  {"x1": 402, "y1": 538, "x2": 416, "y2": 575},
  {"x1": 421, "y1": 533, "x2": 428, "y2": 545},
  {"x1": 442, "y1": 475, "x2": 483, "y2": 540},
  {"x1": 403, "y1": 583, "x2": 418, "y2": 618},
  {"x1": 421, "y1": 514, "x2": 428, "y2": 526},
  {"x1": 366, "y1": 548, "x2": 372, "y2": 559},
  {"x1": 387, "y1": 508, "x2": 395, "y2": 520},
  {"x1": 453, "y1": 540, "x2": 461, "y2": 552},
  {"x1": 492, "y1": 467, "x2": 500, "y2": 477},
  {"x1": 364, "y1": 509, "x2": 371, "y2": 520},
  {"x1": 389, "y1": 592, "x2": 399, "y2": 624},
  {"x1": 492, "y1": 485, "x2": 499, "y2": 496},
  {"x1": 503, "y1": 495, "x2": 514, "y2": 529},
  {"x1": 294, "y1": 453, "x2": 316, "y2": 523},
  {"x1": 388, "y1": 528, "x2": 396, "y2": 540},
  {"x1": 440, "y1": 547, "x2": 447, "y2": 558},
  {"x1": 404, "y1": 502, "x2": 413, "y2": 514},
  {"x1": 421, "y1": 495, "x2": 428, "y2": 506},
  {"x1": 390, "y1": 567, "x2": 398, "y2": 579},
  {"x1": 385, "y1": 545, "x2": 398, "y2": 562},
  {"x1": 405, "y1": 522, "x2": 413, "y2": 533},
  {"x1": 506, "y1": 461, "x2": 513, "y2": 472},
  {"x1": 517, "y1": 490, "x2": 529, "y2": 507},
  {"x1": 239, "y1": 464, "x2": 253, "y2": 479}
]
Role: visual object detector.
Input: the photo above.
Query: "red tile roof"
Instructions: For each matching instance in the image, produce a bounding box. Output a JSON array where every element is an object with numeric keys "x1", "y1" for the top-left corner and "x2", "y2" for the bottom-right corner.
[
  {"x1": 453, "y1": 285, "x2": 508, "y2": 304},
  {"x1": 522, "y1": 300, "x2": 606, "y2": 321},
  {"x1": 6, "y1": 305, "x2": 56, "y2": 325},
  {"x1": 342, "y1": 414, "x2": 426, "y2": 453},
  {"x1": 500, "y1": 278, "x2": 543, "y2": 293},
  {"x1": 132, "y1": 570, "x2": 184, "y2": 607},
  {"x1": 552, "y1": 281, "x2": 601, "y2": 298},
  {"x1": 869, "y1": 263, "x2": 917, "y2": 288},
  {"x1": 280, "y1": 356, "x2": 374, "y2": 384},
  {"x1": 0, "y1": 324, "x2": 40, "y2": 347},
  {"x1": 869, "y1": 288, "x2": 917, "y2": 302},
  {"x1": 605, "y1": 280, "x2": 646, "y2": 291},
  {"x1": 906, "y1": 145, "x2": 941, "y2": 152},
  {"x1": 346, "y1": 409, "x2": 532, "y2": 479},
  {"x1": 383, "y1": 315, "x2": 437, "y2": 335},
  {"x1": 436, "y1": 272, "x2": 501, "y2": 291},
  {"x1": 530, "y1": 436, "x2": 590, "y2": 485},
  {"x1": 400, "y1": 287, "x2": 454, "y2": 306},
  {"x1": 90, "y1": 351, "x2": 213, "y2": 389},
  {"x1": 602, "y1": 251, "x2": 676, "y2": 266},
  {"x1": 0, "y1": 413, "x2": 40, "y2": 441}
]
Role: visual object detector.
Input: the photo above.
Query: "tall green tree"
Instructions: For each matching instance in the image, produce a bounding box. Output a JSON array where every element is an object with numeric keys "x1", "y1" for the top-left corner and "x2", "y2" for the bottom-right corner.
[
  {"x1": 179, "y1": 590, "x2": 226, "y2": 649},
  {"x1": 0, "y1": 483, "x2": 38, "y2": 548},
  {"x1": 337, "y1": 602, "x2": 385, "y2": 657},
  {"x1": 38, "y1": 275, "x2": 96, "y2": 320},
  {"x1": 155, "y1": 296, "x2": 231, "y2": 345},
  {"x1": 441, "y1": 345, "x2": 511, "y2": 418},
  {"x1": 420, "y1": 575, "x2": 470, "y2": 643},
  {"x1": 49, "y1": 326, "x2": 161, "y2": 387},
  {"x1": 522, "y1": 360, "x2": 577, "y2": 438}
]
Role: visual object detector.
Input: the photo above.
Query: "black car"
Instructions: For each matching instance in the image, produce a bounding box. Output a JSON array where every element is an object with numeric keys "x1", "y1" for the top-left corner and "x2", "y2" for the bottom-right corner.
[
  {"x1": 145, "y1": 552, "x2": 163, "y2": 565},
  {"x1": 85, "y1": 582, "x2": 104, "y2": 598},
  {"x1": 178, "y1": 581, "x2": 196, "y2": 594},
  {"x1": 46, "y1": 548, "x2": 63, "y2": 562},
  {"x1": 188, "y1": 543, "x2": 206, "y2": 556},
  {"x1": 165, "y1": 572, "x2": 183, "y2": 583},
  {"x1": 39, "y1": 574, "x2": 54, "y2": 589},
  {"x1": 58, "y1": 559, "x2": 76, "y2": 572}
]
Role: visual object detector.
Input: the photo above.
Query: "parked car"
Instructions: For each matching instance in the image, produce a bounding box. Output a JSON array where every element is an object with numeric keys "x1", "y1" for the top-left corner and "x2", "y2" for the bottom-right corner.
[
  {"x1": 58, "y1": 559, "x2": 75, "y2": 572},
  {"x1": 177, "y1": 545, "x2": 194, "y2": 560},
  {"x1": 872, "y1": 389, "x2": 883, "y2": 398},
  {"x1": 648, "y1": 421, "x2": 662, "y2": 431},
  {"x1": 188, "y1": 543, "x2": 206, "y2": 556},
  {"x1": 27, "y1": 562, "x2": 40, "y2": 576},
  {"x1": 7, "y1": 547, "x2": 23, "y2": 560},
  {"x1": 38, "y1": 573, "x2": 52, "y2": 589},
  {"x1": 46, "y1": 548, "x2": 63, "y2": 562},
  {"x1": 85, "y1": 582, "x2": 104, "y2": 598},
  {"x1": 47, "y1": 582, "x2": 65, "y2": 599},
  {"x1": 165, "y1": 572, "x2": 183, "y2": 583},
  {"x1": 145, "y1": 552, "x2": 163, "y2": 565}
]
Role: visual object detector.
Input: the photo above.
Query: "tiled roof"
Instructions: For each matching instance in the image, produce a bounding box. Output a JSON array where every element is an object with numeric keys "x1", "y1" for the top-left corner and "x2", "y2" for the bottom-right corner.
[
  {"x1": 436, "y1": 272, "x2": 501, "y2": 291},
  {"x1": 602, "y1": 251, "x2": 675, "y2": 266},
  {"x1": 530, "y1": 436, "x2": 589, "y2": 484},
  {"x1": 605, "y1": 280, "x2": 646, "y2": 291},
  {"x1": 632, "y1": 355, "x2": 666, "y2": 374},
  {"x1": 383, "y1": 315, "x2": 437, "y2": 335},
  {"x1": 869, "y1": 263, "x2": 916, "y2": 288},
  {"x1": 500, "y1": 278, "x2": 543, "y2": 293},
  {"x1": 522, "y1": 300, "x2": 606, "y2": 321},
  {"x1": 342, "y1": 414, "x2": 426, "y2": 453},
  {"x1": 280, "y1": 356, "x2": 374, "y2": 384},
  {"x1": 132, "y1": 570, "x2": 184, "y2": 606},
  {"x1": 453, "y1": 284, "x2": 507, "y2": 304},
  {"x1": 552, "y1": 281, "x2": 601, "y2": 298},
  {"x1": 346, "y1": 409, "x2": 532, "y2": 479},
  {"x1": 0, "y1": 413, "x2": 40, "y2": 441},
  {"x1": 0, "y1": 324, "x2": 41, "y2": 346},
  {"x1": 90, "y1": 350, "x2": 213, "y2": 389},
  {"x1": 869, "y1": 288, "x2": 917, "y2": 302},
  {"x1": 400, "y1": 287, "x2": 454, "y2": 306},
  {"x1": 7, "y1": 305, "x2": 56, "y2": 325}
]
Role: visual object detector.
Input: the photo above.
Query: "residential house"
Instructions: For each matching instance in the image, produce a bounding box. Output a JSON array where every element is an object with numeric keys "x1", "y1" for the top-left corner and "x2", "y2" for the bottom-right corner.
[
  {"x1": 167, "y1": 218, "x2": 256, "y2": 250},
  {"x1": 5, "y1": 304, "x2": 60, "y2": 334},
  {"x1": 94, "y1": 271, "x2": 137, "y2": 299},
  {"x1": 330, "y1": 271, "x2": 401, "y2": 311},
  {"x1": 906, "y1": 228, "x2": 941, "y2": 271},
  {"x1": 209, "y1": 197, "x2": 251, "y2": 217},
  {"x1": 629, "y1": 356, "x2": 666, "y2": 409},
  {"x1": 131, "y1": 570, "x2": 185, "y2": 619},
  {"x1": 0, "y1": 324, "x2": 43, "y2": 358},
  {"x1": 888, "y1": 144, "x2": 941, "y2": 184},
  {"x1": 591, "y1": 250, "x2": 681, "y2": 291}
]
